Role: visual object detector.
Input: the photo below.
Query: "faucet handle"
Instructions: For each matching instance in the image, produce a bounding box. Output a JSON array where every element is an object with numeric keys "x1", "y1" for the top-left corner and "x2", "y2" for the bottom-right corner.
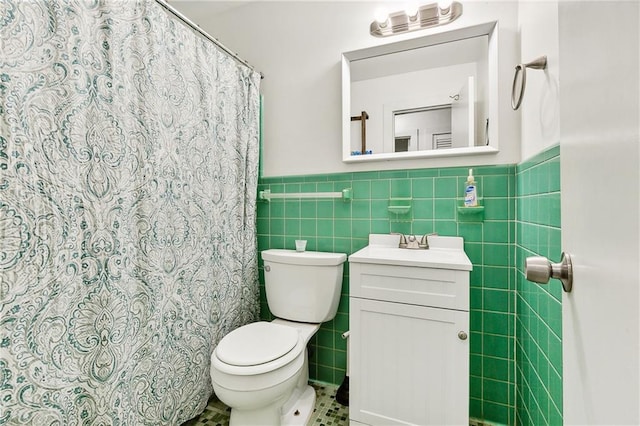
[
  {"x1": 419, "y1": 232, "x2": 438, "y2": 249},
  {"x1": 391, "y1": 232, "x2": 408, "y2": 248}
]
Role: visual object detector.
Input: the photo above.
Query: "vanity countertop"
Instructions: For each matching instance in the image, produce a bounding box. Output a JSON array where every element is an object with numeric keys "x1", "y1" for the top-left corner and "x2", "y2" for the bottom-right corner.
[{"x1": 349, "y1": 234, "x2": 472, "y2": 271}]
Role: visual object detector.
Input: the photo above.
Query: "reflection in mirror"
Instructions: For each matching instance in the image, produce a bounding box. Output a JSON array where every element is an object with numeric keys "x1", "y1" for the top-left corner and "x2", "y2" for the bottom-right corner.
[
  {"x1": 393, "y1": 105, "x2": 452, "y2": 152},
  {"x1": 342, "y1": 22, "x2": 498, "y2": 163}
]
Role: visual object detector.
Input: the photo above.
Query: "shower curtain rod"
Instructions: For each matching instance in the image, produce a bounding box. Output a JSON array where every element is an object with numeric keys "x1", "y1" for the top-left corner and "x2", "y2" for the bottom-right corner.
[{"x1": 155, "y1": 0, "x2": 264, "y2": 79}]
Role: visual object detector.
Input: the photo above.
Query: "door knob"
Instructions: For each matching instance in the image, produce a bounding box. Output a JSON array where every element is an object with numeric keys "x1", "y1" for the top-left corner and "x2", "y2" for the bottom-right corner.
[{"x1": 525, "y1": 252, "x2": 573, "y2": 293}]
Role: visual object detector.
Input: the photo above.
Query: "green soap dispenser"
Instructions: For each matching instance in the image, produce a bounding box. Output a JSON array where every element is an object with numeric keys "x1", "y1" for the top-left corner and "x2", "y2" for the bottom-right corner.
[{"x1": 464, "y1": 168, "x2": 478, "y2": 207}]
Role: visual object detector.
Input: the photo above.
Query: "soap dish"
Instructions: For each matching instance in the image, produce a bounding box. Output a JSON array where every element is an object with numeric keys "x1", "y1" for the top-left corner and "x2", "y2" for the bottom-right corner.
[
  {"x1": 457, "y1": 205, "x2": 485, "y2": 222},
  {"x1": 388, "y1": 197, "x2": 412, "y2": 217},
  {"x1": 388, "y1": 205, "x2": 411, "y2": 215}
]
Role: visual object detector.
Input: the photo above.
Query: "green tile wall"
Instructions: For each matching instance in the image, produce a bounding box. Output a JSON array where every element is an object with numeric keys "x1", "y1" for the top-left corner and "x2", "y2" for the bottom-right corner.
[
  {"x1": 515, "y1": 145, "x2": 563, "y2": 426},
  {"x1": 256, "y1": 165, "x2": 516, "y2": 424}
]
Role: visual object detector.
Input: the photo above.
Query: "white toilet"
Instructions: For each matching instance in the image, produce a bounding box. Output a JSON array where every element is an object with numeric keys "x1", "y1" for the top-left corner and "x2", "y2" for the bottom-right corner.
[{"x1": 210, "y1": 248, "x2": 347, "y2": 425}]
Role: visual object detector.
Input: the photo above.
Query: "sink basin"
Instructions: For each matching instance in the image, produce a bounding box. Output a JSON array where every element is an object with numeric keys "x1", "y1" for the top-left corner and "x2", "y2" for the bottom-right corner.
[{"x1": 349, "y1": 234, "x2": 472, "y2": 271}]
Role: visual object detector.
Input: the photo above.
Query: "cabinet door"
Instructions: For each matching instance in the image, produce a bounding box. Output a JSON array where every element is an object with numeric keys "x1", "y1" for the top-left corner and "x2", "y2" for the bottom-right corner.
[{"x1": 350, "y1": 298, "x2": 469, "y2": 425}]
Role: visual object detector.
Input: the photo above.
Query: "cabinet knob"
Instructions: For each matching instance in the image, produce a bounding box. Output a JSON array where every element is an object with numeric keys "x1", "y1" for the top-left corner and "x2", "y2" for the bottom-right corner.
[{"x1": 458, "y1": 331, "x2": 468, "y2": 340}]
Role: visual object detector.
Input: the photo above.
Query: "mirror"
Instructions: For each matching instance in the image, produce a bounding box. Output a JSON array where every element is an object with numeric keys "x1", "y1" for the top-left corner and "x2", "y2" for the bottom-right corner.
[{"x1": 342, "y1": 22, "x2": 499, "y2": 163}]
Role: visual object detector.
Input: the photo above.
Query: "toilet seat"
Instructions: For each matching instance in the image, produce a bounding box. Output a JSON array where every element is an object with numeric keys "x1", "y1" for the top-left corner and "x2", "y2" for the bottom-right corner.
[
  {"x1": 216, "y1": 322, "x2": 298, "y2": 366},
  {"x1": 212, "y1": 321, "x2": 307, "y2": 377}
]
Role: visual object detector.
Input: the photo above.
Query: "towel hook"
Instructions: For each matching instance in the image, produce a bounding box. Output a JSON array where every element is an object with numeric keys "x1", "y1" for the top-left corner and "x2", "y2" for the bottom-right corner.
[{"x1": 511, "y1": 55, "x2": 547, "y2": 110}]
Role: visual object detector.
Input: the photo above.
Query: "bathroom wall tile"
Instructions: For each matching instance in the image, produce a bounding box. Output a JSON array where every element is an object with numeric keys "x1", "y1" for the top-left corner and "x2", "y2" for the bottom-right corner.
[
  {"x1": 470, "y1": 398, "x2": 483, "y2": 420},
  {"x1": 459, "y1": 222, "x2": 483, "y2": 243},
  {"x1": 480, "y1": 356, "x2": 508, "y2": 385},
  {"x1": 351, "y1": 200, "x2": 371, "y2": 219},
  {"x1": 464, "y1": 242, "x2": 483, "y2": 266},
  {"x1": 370, "y1": 180, "x2": 390, "y2": 199},
  {"x1": 333, "y1": 199, "x2": 351, "y2": 219},
  {"x1": 334, "y1": 237, "x2": 352, "y2": 255},
  {"x1": 483, "y1": 289, "x2": 510, "y2": 313},
  {"x1": 482, "y1": 334, "x2": 510, "y2": 359},
  {"x1": 256, "y1": 165, "x2": 518, "y2": 423},
  {"x1": 470, "y1": 265, "x2": 483, "y2": 289},
  {"x1": 351, "y1": 180, "x2": 371, "y2": 199},
  {"x1": 317, "y1": 200, "x2": 333, "y2": 218},
  {"x1": 484, "y1": 174, "x2": 511, "y2": 197},
  {"x1": 470, "y1": 287, "x2": 483, "y2": 311},
  {"x1": 434, "y1": 220, "x2": 457, "y2": 236},
  {"x1": 470, "y1": 375, "x2": 483, "y2": 399},
  {"x1": 483, "y1": 378, "x2": 509, "y2": 404},
  {"x1": 484, "y1": 266, "x2": 510, "y2": 290},
  {"x1": 270, "y1": 200, "x2": 285, "y2": 218},
  {"x1": 379, "y1": 170, "x2": 408, "y2": 179},
  {"x1": 483, "y1": 401, "x2": 510, "y2": 425},
  {"x1": 435, "y1": 176, "x2": 457, "y2": 198},
  {"x1": 412, "y1": 177, "x2": 434, "y2": 198},
  {"x1": 352, "y1": 171, "x2": 379, "y2": 180},
  {"x1": 408, "y1": 168, "x2": 439, "y2": 178},
  {"x1": 317, "y1": 328, "x2": 335, "y2": 350},
  {"x1": 470, "y1": 332, "x2": 483, "y2": 355},
  {"x1": 270, "y1": 217, "x2": 285, "y2": 235},
  {"x1": 317, "y1": 219, "x2": 334, "y2": 237},
  {"x1": 412, "y1": 199, "x2": 434, "y2": 219},
  {"x1": 371, "y1": 219, "x2": 390, "y2": 234},
  {"x1": 484, "y1": 197, "x2": 510, "y2": 221},
  {"x1": 300, "y1": 200, "x2": 317, "y2": 218},
  {"x1": 284, "y1": 218, "x2": 300, "y2": 236},
  {"x1": 484, "y1": 221, "x2": 510, "y2": 244},
  {"x1": 484, "y1": 243, "x2": 510, "y2": 267},
  {"x1": 515, "y1": 145, "x2": 562, "y2": 426},
  {"x1": 390, "y1": 178, "x2": 412, "y2": 198}
]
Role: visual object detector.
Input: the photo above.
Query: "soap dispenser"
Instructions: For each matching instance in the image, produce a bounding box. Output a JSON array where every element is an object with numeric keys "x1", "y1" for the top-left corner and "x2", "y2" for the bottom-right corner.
[{"x1": 464, "y1": 168, "x2": 478, "y2": 207}]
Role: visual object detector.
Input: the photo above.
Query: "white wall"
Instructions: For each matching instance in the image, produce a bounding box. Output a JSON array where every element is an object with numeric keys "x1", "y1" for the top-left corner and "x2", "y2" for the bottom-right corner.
[
  {"x1": 517, "y1": 1, "x2": 560, "y2": 160},
  {"x1": 173, "y1": 1, "x2": 520, "y2": 177}
]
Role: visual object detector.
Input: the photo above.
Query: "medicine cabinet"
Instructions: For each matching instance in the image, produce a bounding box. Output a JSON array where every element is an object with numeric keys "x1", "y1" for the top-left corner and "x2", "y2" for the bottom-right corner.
[{"x1": 342, "y1": 21, "x2": 499, "y2": 163}]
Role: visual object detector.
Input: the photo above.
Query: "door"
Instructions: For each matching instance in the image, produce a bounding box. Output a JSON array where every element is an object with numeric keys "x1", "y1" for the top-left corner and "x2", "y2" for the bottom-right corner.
[
  {"x1": 451, "y1": 76, "x2": 475, "y2": 148},
  {"x1": 559, "y1": 3, "x2": 639, "y2": 424}
]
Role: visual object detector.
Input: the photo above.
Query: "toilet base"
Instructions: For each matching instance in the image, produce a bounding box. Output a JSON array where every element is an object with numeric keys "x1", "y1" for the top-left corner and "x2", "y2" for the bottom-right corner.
[{"x1": 282, "y1": 385, "x2": 316, "y2": 426}]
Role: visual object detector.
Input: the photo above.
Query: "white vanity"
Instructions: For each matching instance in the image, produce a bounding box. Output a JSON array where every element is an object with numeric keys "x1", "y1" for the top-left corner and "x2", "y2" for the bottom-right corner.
[{"x1": 348, "y1": 234, "x2": 472, "y2": 425}]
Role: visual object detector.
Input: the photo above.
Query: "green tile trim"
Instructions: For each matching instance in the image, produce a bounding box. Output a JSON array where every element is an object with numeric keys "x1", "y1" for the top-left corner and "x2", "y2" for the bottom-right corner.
[{"x1": 517, "y1": 144, "x2": 560, "y2": 173}]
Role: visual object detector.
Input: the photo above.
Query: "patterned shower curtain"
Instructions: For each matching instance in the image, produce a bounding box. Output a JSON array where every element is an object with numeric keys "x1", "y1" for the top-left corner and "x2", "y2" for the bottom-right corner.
[{"x1": 0, "y1": 0, "x2": 260, "y2": 424}]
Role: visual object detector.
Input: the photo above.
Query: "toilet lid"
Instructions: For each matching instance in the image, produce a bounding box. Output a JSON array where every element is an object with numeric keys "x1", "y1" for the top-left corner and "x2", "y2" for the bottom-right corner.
[{"x1": 215, "y1": 322, "x2": 299, "y2": 367}]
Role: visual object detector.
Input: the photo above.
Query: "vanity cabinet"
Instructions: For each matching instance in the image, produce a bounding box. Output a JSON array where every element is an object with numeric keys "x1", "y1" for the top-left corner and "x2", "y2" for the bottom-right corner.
[{"x1": 348, "y1": 234, "x2": 471, "y2": 426}]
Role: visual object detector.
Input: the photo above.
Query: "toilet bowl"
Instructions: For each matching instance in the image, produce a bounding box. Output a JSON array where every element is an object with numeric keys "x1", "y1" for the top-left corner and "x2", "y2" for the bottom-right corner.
[
  {"x1": 211, "y1": 320, "x2": 320, "y2": 425},
  {"x1": 210, "y1": 249, "x2": 346, "y2": 426}
]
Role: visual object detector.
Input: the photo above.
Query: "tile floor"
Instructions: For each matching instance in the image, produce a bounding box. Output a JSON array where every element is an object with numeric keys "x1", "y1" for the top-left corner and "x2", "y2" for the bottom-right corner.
[{"x1": 182, "y1": 383, "x2": 349, "y2": 426}]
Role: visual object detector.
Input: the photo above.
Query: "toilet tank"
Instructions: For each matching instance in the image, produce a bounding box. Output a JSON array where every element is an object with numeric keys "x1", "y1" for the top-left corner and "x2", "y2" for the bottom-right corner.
[{"x1": 261, "y1": 249, "x2": 347, "y2": 323}]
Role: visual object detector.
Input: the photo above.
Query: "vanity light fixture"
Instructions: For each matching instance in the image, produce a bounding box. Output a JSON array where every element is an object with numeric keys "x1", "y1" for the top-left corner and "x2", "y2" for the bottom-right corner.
[{"x1": 370, "y1": 1, "x2": 463, "y2": 37}]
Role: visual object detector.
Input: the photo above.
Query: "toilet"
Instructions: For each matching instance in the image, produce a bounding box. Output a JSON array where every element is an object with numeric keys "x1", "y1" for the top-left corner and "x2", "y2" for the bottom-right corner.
[{"x1": 210, "y1": 248, "x2": 347, "y2": 425}]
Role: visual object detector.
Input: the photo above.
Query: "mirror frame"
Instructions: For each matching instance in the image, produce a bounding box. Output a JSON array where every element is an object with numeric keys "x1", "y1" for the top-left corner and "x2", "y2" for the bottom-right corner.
[{"x1": 342, "y1": 21, "x2": 499, "y2": 163}]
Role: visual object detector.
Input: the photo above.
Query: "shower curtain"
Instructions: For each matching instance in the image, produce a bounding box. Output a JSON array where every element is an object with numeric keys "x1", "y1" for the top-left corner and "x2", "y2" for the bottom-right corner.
[{"x1": 0, "y1": 0, "x2": 260, "y2": 424}]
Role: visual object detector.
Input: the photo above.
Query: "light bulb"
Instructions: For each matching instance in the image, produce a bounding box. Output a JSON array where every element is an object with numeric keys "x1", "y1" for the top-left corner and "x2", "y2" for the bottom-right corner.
[
  {"x1": 374, "y1": 8, "x2": 389, "y2": 24},
  {"x1": 438, "y1": 0, "x2": 453, "y2": 11},
  {"x1": 405, "y1": 4, "x2": 419, "y2": 19}
]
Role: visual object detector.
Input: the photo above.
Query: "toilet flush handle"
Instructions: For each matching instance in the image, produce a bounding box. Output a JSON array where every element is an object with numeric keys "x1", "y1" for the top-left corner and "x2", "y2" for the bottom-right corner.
[{"x1": 264, "y1": 265, "x2": 271, "y2": 272}]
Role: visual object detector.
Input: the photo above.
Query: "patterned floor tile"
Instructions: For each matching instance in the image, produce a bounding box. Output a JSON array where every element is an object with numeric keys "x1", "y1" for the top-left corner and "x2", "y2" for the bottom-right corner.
[{"x1": 181, "y1": 383, "x2": 349, "y2": 426}]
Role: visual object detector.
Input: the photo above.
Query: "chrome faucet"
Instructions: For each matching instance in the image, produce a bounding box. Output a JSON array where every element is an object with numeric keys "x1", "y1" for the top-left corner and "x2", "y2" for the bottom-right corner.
[
  {"x1": 393, "y1": 232, "x2": 409, "y2": 248},
  {"x1": 392, "y1": 232, "x2": 438, "y2": 249},
  {"x1": 419, "y1": 232, "x2": 438, "y2": 249}
]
